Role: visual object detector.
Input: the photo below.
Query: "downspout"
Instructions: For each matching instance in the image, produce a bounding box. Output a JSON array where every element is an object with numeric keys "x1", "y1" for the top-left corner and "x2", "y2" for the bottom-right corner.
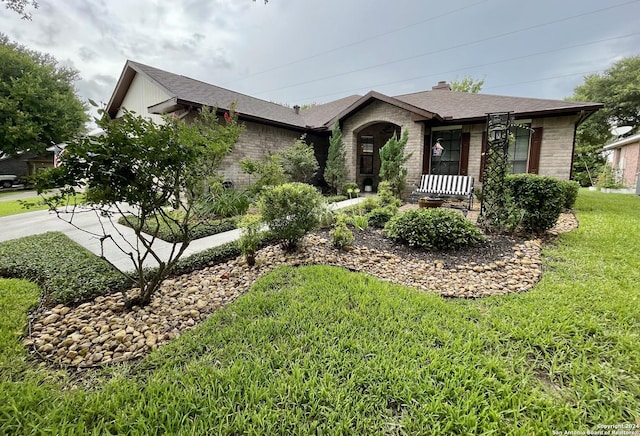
[{"x1": 570, "y1": 109, "x2": 597, "y2": 180}]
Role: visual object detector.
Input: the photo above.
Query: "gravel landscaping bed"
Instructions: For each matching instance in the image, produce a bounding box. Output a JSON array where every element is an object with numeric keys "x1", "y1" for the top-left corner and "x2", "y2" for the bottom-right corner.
[{"x1": 25, "y1": 212, "x2": 578, "y2": 368}]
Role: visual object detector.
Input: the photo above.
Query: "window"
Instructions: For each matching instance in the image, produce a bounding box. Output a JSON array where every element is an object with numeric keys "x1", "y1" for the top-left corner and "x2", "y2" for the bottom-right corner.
[
  {"x1": 509, "y1": 124, "x2": 531, "y2": 174},
  {"x1": 359, "y1": 135, "x2": 374, "y2": 174},
  {"x1": 430, "y1": 129, "x2": 461, "y2": 175}
]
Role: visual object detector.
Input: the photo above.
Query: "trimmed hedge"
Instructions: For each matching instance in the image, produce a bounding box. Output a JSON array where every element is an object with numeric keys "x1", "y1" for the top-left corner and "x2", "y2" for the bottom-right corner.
[
  {"x1": 384, "y1": 208, "x2": 484, "y2": 250},
  {"x1": 0, "y1": 232, "x2": 131, "y2": 306},
  {"x1": 505, "y1": 174, "x2": 565, "y2": 233},
  {"x1": 560, "y1": 179, "x2": 580, "y2": 209}
]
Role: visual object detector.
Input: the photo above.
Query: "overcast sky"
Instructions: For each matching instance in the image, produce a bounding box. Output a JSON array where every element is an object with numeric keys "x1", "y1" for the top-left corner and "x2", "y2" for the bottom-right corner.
[{"x1": 2, "y1": 0, "x2": 639, "y2": 113}]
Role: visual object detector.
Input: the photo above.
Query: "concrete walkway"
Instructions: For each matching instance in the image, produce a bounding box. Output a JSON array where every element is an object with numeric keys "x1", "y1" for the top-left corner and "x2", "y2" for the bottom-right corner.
[{"x1": 0, "y1": 196, "x2": 365, "y2": 272}]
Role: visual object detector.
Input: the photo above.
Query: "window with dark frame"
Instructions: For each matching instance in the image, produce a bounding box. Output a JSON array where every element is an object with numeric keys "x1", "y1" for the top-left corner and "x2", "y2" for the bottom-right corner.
[{"x1": 430, "y1": 129, "x2": 461, "y2": 175}]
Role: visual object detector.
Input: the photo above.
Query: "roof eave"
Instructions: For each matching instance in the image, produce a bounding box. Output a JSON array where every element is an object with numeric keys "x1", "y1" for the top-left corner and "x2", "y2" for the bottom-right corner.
[
  {"x1": 603, "y1": 132, "x2": 640, "y2": 151},
  {"x1": 149, "y1": 98, "x2": 308, "y2": 132},
  {"x1": 444, "y1": 104, "x2": 604, "y2": 124}
]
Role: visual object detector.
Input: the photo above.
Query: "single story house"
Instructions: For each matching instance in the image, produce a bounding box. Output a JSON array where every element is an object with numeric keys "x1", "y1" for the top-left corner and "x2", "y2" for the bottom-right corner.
[
  {"x1": 603, "y1": 132, "x2": 640, "y2": 189},
  {"x1": 106, "y1": 60, "x2": 602, "y2": 194}
]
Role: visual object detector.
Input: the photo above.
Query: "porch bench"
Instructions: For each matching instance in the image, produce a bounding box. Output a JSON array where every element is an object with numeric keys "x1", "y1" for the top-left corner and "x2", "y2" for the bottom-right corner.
[{"x1": 409, "y1": 174, "x2": 475, "y2": 214}]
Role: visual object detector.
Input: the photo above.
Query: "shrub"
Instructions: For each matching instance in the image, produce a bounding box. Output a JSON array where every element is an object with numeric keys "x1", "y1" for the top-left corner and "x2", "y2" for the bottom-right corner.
[
  {"x1": 279, "y1": 136, "x2": 319, "y2": 184},
  {"x1": 505, "y1": 174, "x2": 565, "y2": 233},
  {"x1": 331, "y1": 221, "x2": 354, "y2": 249},
  {"x1": 258, "y1": 182, "x2": 325, "y2": 251},
  {"x1": 559, "y1": 179, "x2": 580, "y2": 209},
  {"x1": 384, "y1": 208, "x2": 484, "y2": 250},
  {"x1": 347, "y1": 215, "x2": 368, "y2": 231},
  {"x1": 238, "y1": 214, "x2": 263, "y2": 267},
  {"x1": 379, "y1": 130, "x2": 412, "y2": 198},
  {"x1": 367, "y1": 206, "x2": 397, "y2": 228},
  {"x1": 360, "y1": 197, "x2": 381, "y2": 213},
  {"x1": 325, "y1": 195, "x2": 348, "y2": 204},
  {"x1": 342, "y1": 182, "x2": 360, "y2": 198},
  {"x1": 377, "y1": 181, "x2": 402, "y2": 208},
  {"x1": 595, "y1": 163, "x2": 624, "y2": 189},
  {"x1": 317, "y1": 203, "x2": 336, "y2": 229},
  {"x1": 198, "y1": 187, "x2": 251, "y2": 218},
  {"x1": 240, "y1": 154, "x2": 286, "y2": 194},
  {"x1": 0, "y1": 232, "x2": 131, "y2": 306}
]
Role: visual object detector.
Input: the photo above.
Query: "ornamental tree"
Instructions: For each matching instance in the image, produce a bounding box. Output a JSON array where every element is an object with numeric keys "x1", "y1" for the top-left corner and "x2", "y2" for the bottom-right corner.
[
  {"x1": 324, "y1": 121, "x2": 348, "y2": 194},
  {"x1": 36, "y1": 106, "x2": 242, "y2": 308},
  {"x1": 379, "y1": 130, "x2": 412, "y2": 198}
]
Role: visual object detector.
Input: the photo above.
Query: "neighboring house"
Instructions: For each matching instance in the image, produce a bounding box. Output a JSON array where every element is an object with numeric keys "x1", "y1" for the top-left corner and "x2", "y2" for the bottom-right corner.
[
  {"x1": 106, "y1": 60, "x2": 602, "y2": 194},
  {"x1": 0, "y1": 153, "x2": 52, "y2": 179},
  {"x1": 603, "y1": 132, "x2": 640, "y2": 189}
]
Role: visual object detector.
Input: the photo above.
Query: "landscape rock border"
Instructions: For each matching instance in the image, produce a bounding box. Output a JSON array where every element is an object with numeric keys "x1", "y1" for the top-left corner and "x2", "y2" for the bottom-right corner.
[{"x1": 25, "y1": 213, "x2": 578, "y2": 368}]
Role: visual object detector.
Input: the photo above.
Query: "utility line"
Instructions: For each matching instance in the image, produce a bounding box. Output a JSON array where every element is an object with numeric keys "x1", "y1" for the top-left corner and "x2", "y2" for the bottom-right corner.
[
  {"x1": 482, "y1": 70, "x2": 605, "y2": 90},
  {"x1": 294, "y1": 32, "x2": 639, "y2": 103},
  {"x1": 250, "y1": 0, "x2": 640, "y2": 96},
  {"x1": 220, "y1": 0, "x2": 490, "y2": 86}
]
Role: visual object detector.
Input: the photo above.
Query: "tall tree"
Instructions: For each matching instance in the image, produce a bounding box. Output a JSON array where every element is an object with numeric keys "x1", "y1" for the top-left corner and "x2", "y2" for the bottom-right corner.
[
  {"x1": 36, "y1": 106, "x2": 242, "y2": 307},
  {"x1": 450, "y1": 76, "x2": 484, "y2": 93},
  {"x1": 324, "y1": 121, "x2": 348, "y2": 194},
  {"x1": 569, "y1": 55, "x2": 640, "y2": 185},
  {"x1": 0, "y1": 34, "x2": 88, "y2": 157}
]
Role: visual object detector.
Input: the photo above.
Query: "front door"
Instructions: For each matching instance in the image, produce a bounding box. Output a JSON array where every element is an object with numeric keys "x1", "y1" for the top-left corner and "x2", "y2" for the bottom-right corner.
[{"x1": 356, "y1": 123, "x2": 399, "y2": 190}]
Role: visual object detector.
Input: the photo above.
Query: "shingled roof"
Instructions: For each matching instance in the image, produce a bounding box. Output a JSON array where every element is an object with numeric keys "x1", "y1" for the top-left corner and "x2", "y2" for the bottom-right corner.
[
  {"x1": 107, "y1": 60, "x2": 309, "y2": 129},
  {"x1": 393, "y1": 89, "x2": 602, "y2": 122},
  {"x1": 106, "y1": 60, "x2": 602, "y2": 130}
]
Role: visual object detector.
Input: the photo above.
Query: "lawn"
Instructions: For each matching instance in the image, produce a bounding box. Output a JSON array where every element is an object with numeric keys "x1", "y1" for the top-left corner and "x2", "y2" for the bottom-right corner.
[
  {"x1": 0, "y1": 196, "x2": 49, "y2": 217},
  {"x1": 0, "y1": 190, "x2": 639, "y2": 434}
]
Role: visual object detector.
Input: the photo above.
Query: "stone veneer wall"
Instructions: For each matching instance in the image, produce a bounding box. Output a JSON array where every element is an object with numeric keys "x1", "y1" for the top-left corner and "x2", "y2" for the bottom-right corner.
[
  {"x1": 218, "y1": 120, "x2": 302, "y2": 188},
  {"x1": 341, "y1": 100, "x2": 425, "y2": 197}
]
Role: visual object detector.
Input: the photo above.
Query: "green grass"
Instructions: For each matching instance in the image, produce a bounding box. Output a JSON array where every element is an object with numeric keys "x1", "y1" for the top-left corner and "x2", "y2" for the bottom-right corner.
[
  {"x1": 0, "y1": 190, "x2": 639, "y2": 433},
  {"x1": 0, "y1": 196, "x2": 49, "y2": 216}
]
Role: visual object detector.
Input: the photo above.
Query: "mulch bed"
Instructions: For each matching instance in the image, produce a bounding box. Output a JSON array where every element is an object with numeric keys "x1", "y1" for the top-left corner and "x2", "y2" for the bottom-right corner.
[{"x1": 315, "y1": 227, "x2": 529, "y2": 268}]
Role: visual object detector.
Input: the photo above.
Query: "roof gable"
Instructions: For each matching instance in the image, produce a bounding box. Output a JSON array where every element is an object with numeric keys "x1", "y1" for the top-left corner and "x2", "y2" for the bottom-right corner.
[{"x1": 325, "y1": 91, "x2": 441, "y2": 127}]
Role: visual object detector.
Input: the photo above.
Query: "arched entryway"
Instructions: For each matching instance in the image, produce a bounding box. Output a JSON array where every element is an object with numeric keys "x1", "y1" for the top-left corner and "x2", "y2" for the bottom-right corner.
[{"x1": 355, "y1": 122, "x2": 400, "y2": 191}]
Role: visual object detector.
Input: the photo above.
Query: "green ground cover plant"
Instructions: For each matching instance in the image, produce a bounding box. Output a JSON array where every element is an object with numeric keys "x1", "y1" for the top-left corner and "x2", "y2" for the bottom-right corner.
[
  {"x1": 0, "y1": 190, "x2": 638, "y2": 434},
  {"x1": 0, "y1": 232, "x2": 130, "y2": 306},
  {"x1": 118, "y1": 213, "x2": 238, "y2": 243}
]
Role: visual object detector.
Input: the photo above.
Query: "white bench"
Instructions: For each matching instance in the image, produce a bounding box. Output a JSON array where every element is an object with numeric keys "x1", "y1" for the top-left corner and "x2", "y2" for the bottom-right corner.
[{"x1": 410, "y1": 174, "x2": 475, "y2": 214}]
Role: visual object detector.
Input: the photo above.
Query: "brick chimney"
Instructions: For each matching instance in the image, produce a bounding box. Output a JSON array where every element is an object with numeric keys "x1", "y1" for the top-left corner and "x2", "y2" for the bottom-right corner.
[{"x1": 432, "y1": 81, "x2": 452, "y2": 91}]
